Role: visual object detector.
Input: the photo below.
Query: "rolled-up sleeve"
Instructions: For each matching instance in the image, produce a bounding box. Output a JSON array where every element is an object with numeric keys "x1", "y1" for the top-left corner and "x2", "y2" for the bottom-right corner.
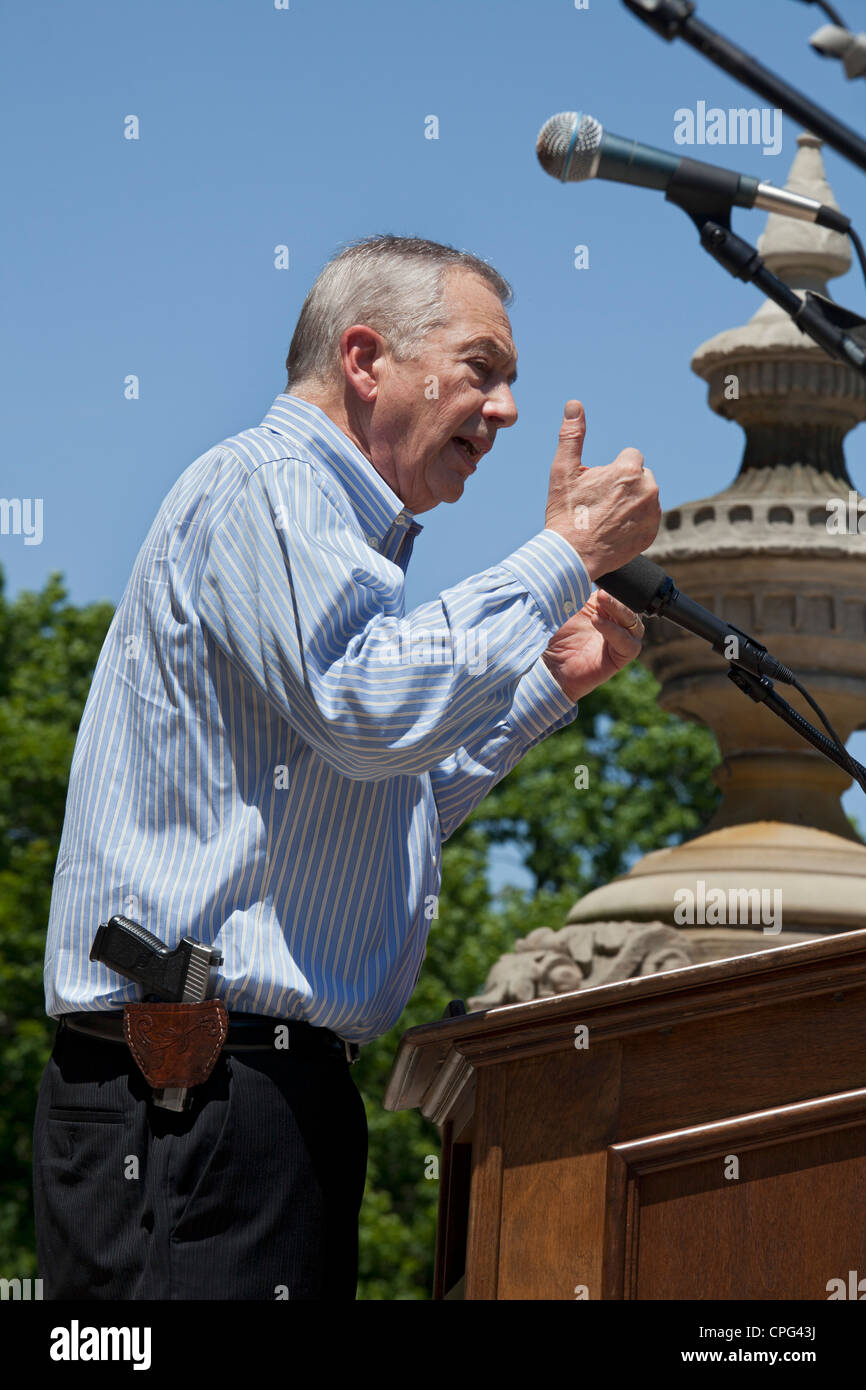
[{"x1": 196, "y1": 456, "x2": 590, "y2": 781}]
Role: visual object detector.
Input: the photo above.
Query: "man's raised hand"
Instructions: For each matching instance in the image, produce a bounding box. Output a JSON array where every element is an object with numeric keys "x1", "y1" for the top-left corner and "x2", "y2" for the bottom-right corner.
[{"x1": 545, "y1": 400, "x2": 661, "y2": 580}]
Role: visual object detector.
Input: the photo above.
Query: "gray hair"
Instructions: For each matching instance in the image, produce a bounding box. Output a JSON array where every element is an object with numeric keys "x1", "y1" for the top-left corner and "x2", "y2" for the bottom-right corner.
[{"x1": 285, "y1": 234, "x2": 512, "y2": 390}]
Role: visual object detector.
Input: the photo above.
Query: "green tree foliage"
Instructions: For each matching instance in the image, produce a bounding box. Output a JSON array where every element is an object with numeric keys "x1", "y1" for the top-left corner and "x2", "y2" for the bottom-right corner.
[
  {"x1": 0, "y1": 569, "x2": 719, "y2": 1296},
  {"x1": 0, "y1": 570, "x2": 115, "y2": 1270}
]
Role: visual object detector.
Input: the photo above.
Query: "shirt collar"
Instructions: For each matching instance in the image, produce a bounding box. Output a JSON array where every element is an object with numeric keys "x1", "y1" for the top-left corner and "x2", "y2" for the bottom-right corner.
[{"x1": 259, "y1": 393, "x2": 423, "y2": 553}]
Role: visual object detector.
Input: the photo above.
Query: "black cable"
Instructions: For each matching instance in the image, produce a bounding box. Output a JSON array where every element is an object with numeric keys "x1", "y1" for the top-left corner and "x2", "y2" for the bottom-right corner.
[
  {"x1": 792, "y1": 0, "x2": 849, "y2": 27},
  {"x1": 849, "y1": 227, "x2": 866, "y2": 294},
  {"x1": 816, "y1": 1, "x2": 848, "y2": 27},
  {"x1": 791, "y1": 676, "x2": 866, "y2": 790}
]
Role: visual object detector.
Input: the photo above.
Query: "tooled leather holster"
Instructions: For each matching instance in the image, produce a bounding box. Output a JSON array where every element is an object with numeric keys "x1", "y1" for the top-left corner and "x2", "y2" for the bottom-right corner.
[{"x1": 123, "y1": 999, "x2": 228, "y2": 1093}]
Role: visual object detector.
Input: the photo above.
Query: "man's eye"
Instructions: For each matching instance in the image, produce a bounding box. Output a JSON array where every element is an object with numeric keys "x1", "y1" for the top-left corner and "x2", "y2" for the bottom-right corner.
[{"x1": 469, "y1": 359, "x2": 490, "y2": 374}]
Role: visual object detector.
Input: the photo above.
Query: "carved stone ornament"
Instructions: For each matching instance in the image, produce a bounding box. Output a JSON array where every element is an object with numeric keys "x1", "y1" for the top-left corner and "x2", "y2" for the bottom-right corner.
[{"x1": 468, "y1": 921, "x2": 697, "y2": 1008}]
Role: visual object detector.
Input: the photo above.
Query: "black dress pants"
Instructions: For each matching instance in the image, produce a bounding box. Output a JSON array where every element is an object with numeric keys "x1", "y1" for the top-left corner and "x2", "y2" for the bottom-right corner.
[{"x1": 32, "y1": 1020, "x2": 368, "y2": 1300}]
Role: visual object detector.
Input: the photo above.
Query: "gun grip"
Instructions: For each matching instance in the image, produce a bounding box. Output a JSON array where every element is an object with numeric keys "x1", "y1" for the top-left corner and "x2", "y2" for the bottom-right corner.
[{"x1": 90, "y1": 915, "x2": 188, "y2": 1000}]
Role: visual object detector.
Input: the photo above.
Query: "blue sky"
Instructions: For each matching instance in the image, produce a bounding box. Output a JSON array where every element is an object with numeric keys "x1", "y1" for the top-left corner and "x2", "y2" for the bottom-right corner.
[{"x1": 4, "y1": 0, "x2": 866, "y2": 852}]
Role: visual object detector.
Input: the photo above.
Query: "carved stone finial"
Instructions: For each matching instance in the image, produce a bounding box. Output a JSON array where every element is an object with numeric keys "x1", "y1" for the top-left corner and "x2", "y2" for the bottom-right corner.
[
  {"x1": 756, "y1": 131, "x2": 851, "y2": 283},
  {"x1": 468, "y1": 921, "x2": 697, "y2": 1009}
]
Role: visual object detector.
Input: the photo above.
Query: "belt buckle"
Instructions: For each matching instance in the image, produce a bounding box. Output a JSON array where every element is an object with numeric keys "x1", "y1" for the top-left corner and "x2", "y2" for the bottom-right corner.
[{"x1": 343, "y1": 1039, "x2": 360, "y2": 1065}]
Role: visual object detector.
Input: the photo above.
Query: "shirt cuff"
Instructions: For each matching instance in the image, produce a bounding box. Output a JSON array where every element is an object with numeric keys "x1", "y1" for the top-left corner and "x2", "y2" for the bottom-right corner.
[
  {"x1": 509, "y1": 653, "x2": 580, "y2": 744},
  {"x1": 500, "y1": 529, "x2": 591, "y2": 632}
]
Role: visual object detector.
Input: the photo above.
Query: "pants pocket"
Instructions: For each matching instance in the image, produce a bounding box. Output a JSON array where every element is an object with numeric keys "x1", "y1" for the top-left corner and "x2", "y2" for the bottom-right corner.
[
  {"x1": 33, "y1": 1064, "x2": 141, "y2": 1298},
  {"x1": 46, "y1": 1108, "x2": 124, "y2": 1124}
]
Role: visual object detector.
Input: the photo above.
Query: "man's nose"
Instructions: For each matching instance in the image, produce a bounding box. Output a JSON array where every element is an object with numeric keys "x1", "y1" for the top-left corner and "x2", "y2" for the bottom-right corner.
[{"x1": 484, "y1": 383, "x2": 518, "y2": 429}]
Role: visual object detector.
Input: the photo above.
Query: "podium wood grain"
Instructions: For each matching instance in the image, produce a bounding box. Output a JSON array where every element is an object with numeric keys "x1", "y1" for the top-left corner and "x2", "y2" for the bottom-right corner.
[{"x1": 385, "y1": 930, "x2": 866, "y2": 1299}]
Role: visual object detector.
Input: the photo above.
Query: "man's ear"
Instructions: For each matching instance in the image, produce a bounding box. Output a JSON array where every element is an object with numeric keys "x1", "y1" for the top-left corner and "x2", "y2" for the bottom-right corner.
[{"x1": 339, "y1": 324, "x2": 386, "y2": 403}]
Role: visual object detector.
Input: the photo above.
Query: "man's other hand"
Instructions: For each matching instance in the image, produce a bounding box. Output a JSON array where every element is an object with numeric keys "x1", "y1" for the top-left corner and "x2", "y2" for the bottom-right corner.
[{"x1": 542, "y1": 588, "x2": 645, "y2": 702}]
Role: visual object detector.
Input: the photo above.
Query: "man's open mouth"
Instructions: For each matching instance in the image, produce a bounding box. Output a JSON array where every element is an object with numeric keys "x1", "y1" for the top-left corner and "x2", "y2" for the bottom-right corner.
[{"x1": 452, "y1": 436, "x2": 481, "y2": 463}]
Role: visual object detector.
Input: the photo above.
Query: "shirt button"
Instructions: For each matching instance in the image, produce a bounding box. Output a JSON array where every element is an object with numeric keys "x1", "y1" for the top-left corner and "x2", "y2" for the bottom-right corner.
[
  {"x1": 394, "y1": 514, "x2": 407, "y2": 528},
  {"x1": 368, "y1": 536, "x2": 379, "y2": 550},
  {"x1": 563, "y1": 600, "x2": 575, "y2": 614}
]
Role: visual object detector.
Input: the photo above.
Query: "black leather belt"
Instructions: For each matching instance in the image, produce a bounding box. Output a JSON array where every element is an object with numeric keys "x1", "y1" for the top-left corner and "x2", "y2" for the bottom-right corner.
[{"x1": 58, "y1": 1012, "x2": 360, "y2": 1064}]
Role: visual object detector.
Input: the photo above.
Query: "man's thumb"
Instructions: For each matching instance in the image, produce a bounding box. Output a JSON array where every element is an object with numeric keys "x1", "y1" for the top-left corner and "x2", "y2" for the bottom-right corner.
[{"x1": 555, "y1": 399, "x2": 587, "y2": 469}]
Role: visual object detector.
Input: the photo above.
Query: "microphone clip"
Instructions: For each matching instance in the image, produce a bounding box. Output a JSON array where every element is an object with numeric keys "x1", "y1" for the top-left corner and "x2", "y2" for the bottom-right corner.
[{"x1": 665, "y1": 158, "x2": 746, "y2": 227}]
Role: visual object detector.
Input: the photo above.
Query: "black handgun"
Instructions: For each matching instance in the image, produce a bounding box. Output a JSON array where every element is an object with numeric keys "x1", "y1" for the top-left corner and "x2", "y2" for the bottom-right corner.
[{"x1": 90, "y1": 914, "x2": 222, "y2": 1110}]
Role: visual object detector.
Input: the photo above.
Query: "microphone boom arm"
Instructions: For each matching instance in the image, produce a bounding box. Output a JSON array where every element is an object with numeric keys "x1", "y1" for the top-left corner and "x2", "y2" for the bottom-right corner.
[
  {"x1": 680, "y1": 205, "x2": 866, "y2": 373},
  {"x1": 727, "y1": 665, "x2": 866, "y2": 795},
  {"x1": 623, "y1": 0, "x2": 866, "y2": 174},
  {"x1": 645, "y1": 574, "x2": 795, "y2": 681}
]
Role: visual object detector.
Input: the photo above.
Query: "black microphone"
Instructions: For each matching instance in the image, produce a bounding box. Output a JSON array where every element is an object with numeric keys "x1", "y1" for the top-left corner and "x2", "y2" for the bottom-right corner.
[
  {"x1": 595, "y1": 554, "x2": 795, "y2": 684},
  {"x1": 536, "y1": 110, "x2": 851, "y2": 232}
]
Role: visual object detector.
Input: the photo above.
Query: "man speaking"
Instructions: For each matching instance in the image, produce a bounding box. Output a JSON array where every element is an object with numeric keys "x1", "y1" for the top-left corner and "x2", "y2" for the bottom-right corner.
[{"x1": 33, "y1": 234, "x2": 660, "y2": 1300}]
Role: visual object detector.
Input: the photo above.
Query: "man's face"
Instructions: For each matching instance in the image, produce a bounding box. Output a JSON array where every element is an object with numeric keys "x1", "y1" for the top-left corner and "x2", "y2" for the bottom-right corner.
[{"x1": 366, "y1": 268, "x2": 519, "y2": 514}]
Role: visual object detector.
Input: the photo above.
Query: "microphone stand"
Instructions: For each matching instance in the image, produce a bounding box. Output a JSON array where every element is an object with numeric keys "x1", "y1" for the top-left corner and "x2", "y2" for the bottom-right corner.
[
  {"x1": 698, "y1": 216, "x2": 866, "y2": 373},
  {"x1": 661, "y1": 180, "x2": 866, "y2": 792},
  {"x1": 606, "y1": 10, "x2": 866, "y2": 787},
  {"x1": 727, "y1": 665, "x2": 866, "y2": 795},
  {"x1": 622, "y1": 0, "x2": 866, "y2": 174},
  {"x1": 664, "y1": 169, "x2": 866, "y2": 371}
]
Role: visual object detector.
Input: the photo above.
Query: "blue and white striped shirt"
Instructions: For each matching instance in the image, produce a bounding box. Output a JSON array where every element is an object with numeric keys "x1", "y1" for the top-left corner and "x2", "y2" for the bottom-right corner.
[{"x1": 43, "y1": 394, "x2": 591, "y2": 1042}]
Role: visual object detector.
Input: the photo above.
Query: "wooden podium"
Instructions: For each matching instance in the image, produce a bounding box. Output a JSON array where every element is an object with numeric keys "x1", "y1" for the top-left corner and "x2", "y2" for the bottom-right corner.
[{"x1": 384, "y1": 931, "x2": 866, "y2": 1300}]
